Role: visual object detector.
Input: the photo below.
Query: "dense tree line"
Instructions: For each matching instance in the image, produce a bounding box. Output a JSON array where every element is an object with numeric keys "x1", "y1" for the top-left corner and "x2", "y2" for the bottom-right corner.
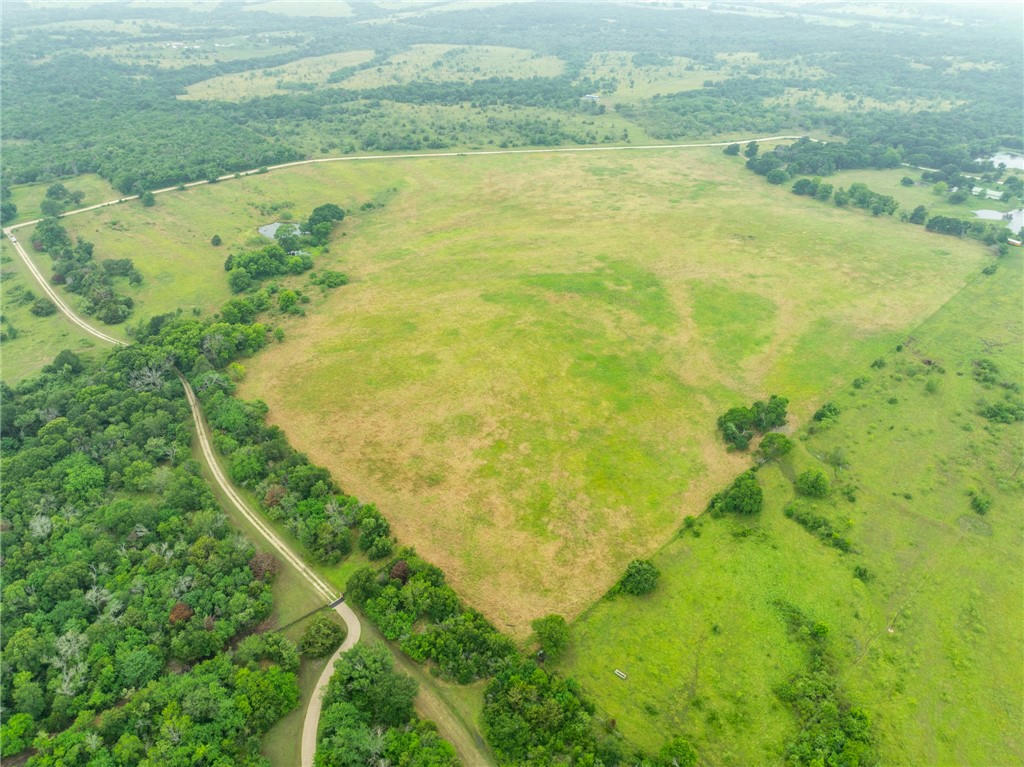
[
  {"x1": 345, "y1": 550, "x2": 515, "y2": 683},
  {"x1": 0, "y1": 350, "x2": 297, "y2": 763},
  {"x1": 31, "y1": 218, "x2": 140, "y2": 324}
]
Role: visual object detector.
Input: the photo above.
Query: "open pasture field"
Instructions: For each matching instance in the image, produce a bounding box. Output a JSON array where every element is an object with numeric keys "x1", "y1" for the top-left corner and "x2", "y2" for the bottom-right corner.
[
  {"x1": 85, "y1": 34, "x2": 304, "y2": 69},
  {"x1": 0, "y1": 239, "x2": 101, "y2": 383},
  {"x1": 209, "y1": 148, "x2": 988, "y2": 633},
  {"x1": 181, "y1": 49, "x2": 375, "y2": 101},
  {"x1": 561, "y1": 251, "x2": 1023, "y2": 765},
  {"x1": 8, "y1": 173, "x2": 121, "y2": 226},
  {"x1": 42, "y1": 148, "x2": 992, "y2": 636},
  {"x1": 336, "y1": 44, "x2": 565, "y2": 89},
  {"x1": 577, "y1": 51, "x2": 724, "y2": 103}
]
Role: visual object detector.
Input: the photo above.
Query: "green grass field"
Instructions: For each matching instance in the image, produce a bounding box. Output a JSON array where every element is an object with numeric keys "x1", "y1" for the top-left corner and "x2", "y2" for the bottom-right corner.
[
  {"x1": 0, "y1": 240, "x2": 102, "y2": 382},
  {"x1": 336, "y1": 44, "x2": 565, "y2": 89},
  {"x1": 83, "y1": 35, "x2": 303, "y2": 69},
  {"x1": 181, "y1": 49, "x2": 375, "y2": 101},
  {"x1": 578, "y1": 52, "x2": 725, "y2": 104},
  {"x1": 8, "y1": 173, "x2": 121, "y2": 225},
  {"x1": 559, "y1": 250, "x2": 1023, "y2": 765}
]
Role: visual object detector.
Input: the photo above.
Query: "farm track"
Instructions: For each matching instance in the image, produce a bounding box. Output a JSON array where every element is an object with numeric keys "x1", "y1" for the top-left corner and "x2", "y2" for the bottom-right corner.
[{"x1": 3, "y1": 134, "x2": 808, "y2": 766}]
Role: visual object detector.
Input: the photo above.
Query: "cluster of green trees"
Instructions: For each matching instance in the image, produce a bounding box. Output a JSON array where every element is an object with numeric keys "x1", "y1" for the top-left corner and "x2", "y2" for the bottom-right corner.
[
  {"x1": 784, "y1": 502, "x2": 851, "y2": 553},
  {"x1": 613, "y1": 559, "x2": 661, "y2": 596},
  {"x1": 834, "y1": 183, "x2": 898, "y2": 216},
  {"x1": 0, "y1": 350, "x2": 298, "y2": 763},
  {"x1": 791, "y1": 176, "x2": 834, "y2": 202},
  {"x1": 706, "y1": 470, "x2": 764, "y2": 516},
  {"x1": 225, "y1": 203, "x2": 344, "y2": 293},
  {"x1": 19, "y1": 651, "x2": 298, "y2": 767},
  {"x1": 315, "y1": 643, "x2": 457, "y2": 767},
  {"x1": 345, "y1": 550, "x2": 515, "y2": 683},
  {"x1": 482, "y1": 656, "x2": 601, "y2": 765},
  {"x1": 31, "y1": 218, "x2": 140, "y2": 324},
  {"x1": 772, "y1": 601, "x2": 876, "y2": 766},
  {"x1": 716, "y1": 394, "x2": 788, "y2": 450},
  {"x1": 299, "y1": 613, "x2": 347, "y2": 658},
  {"x1": 39, "y1": 182, "x2": 85, "y2": 217},
  {"x1": 768, "y1": 137, "x2": 900, "y2": 177},
  {"x1": 225, "y1": 243, "x2": 312, "y2": 292}
]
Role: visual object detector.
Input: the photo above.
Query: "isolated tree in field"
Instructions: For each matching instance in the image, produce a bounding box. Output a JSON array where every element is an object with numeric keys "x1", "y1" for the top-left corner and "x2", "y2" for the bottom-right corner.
[
  {"x1": 30, "y1": 297, "x2": 56, "y2": 316},
  {"x1": 618, "y1": 559, "x2": 660, "y2": 595},
  {"x1": 795, "y1": 469, "x2": 830, "y2": 498},
  {"x1": 723, "y1": 143, "x2": 740, "y2": 155},
  {"x1": 908, "y1": 205, "x2": 928, "y2": 225},
  {"x1": 531, "y1": 614, "x2": 569, "y2": 660},
  {"x1": 210, "y1": 234, "x2": 222, "y2": 246},
  {"x1": 901, "y1": 176, "x2": 915, "y2": 186},
  {"x1": 299, "y1": 612, "x2": 347, "y2": 658}
]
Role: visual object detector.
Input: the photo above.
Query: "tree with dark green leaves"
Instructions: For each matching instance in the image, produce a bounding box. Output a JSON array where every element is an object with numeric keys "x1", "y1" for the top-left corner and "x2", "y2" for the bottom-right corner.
[
  {"x1": 757, "y1": 432, "x2": 793, "y2": 462},
  {"x1": 531, "y1": 614, "x2": 570, "y2": 660},
  {"x1": 323, "y1": 643, "x2": 418, "y2": 728},
  {"x1": 795, "y1": 469, "x2": 830, "y2": 498},
  {"x1": 707, "y1": 470, "x2": 763, "y2": 515},
  {"x1": 300, "y1": 613, "x2": 348, "y2": 658},
  {"x1": 618, "y1": 559, "x2": 660, "y2": 595}
]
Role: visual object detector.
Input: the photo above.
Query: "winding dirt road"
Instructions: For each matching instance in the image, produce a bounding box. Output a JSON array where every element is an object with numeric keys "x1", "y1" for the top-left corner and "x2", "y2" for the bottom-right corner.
[{"x1": 3, "y1": 133, "x2": 808, "y2": 766}]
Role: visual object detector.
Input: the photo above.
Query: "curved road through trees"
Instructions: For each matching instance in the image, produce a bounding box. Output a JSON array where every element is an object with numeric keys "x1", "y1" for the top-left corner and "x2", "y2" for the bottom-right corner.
[{"x1": 3, "y1": 133, "x2": 810, "y2": 766}]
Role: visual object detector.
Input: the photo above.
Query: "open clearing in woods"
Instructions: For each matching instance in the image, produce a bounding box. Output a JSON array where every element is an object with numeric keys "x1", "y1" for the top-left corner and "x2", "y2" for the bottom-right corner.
[{"x1": 47, "y1": 148, "x2": 989, "y2": 633}]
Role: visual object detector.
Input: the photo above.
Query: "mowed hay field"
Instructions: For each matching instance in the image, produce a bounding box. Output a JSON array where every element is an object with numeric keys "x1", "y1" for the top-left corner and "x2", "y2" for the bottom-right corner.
[
  {"x1": 47, "y1": 149, "x2": 991, "y2": 634},
  {"x1": 560, "y1": 252, "x2": 1023, "y2": 766}
]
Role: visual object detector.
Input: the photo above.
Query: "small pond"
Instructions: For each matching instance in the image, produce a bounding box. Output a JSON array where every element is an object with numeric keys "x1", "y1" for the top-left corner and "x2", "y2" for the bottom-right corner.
[
  {"x1": 973, "y1": 208, "x2": 1024, "y2": 233},
  {"x1": 258, "y1": 222, "x2": 300, "y2": 239},
  {"x1": 979, "y1": 152, "x2": 1024, "y2": 170}
]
